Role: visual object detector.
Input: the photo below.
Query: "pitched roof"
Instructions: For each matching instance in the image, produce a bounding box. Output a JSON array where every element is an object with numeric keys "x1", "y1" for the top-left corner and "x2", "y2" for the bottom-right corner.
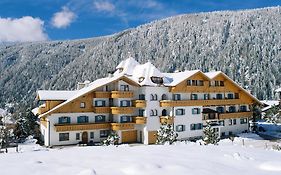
[
  {"x1": 37, "y1": 90, "x2": 77, "y2": 101},
  {"x1": 163, "y1": 70, "x2": 201, "y2": 86}
]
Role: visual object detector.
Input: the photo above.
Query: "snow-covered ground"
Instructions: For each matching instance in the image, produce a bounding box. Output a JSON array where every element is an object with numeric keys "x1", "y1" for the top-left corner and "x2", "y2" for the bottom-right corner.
[{"x1": 0, "y1": 134, "x2": 281, "y2": 175}]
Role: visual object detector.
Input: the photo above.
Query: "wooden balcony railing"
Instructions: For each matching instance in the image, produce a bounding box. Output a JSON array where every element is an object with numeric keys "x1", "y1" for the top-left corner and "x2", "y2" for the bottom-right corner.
[
  {"x1": 111, "y1": 91, "x2": 134, "y2": 98},
  {"x1": 111, "y1": 123, "x2": 135, "y2": 130},
  {"x1": 159, "y1": 116, "x2": 174, "y2": 125},
  {"x1": 54, "y1": 123, "x2": 111, "y2": 132},
  {"x1": 160, "y1": 99, "x2": 242, "y2": 107},
  {"x1": 219, "y1": 111, "x2": 253, "y2": 119},
  {"x1": 132, "y1": 100, "x2": 146, "y2": 108},
  {"x1": 110, "y1": 107, "x2": 135, "y2": 114},
  {"x1": 133, "y1": 116, "x2": 147, "y2": 124}
]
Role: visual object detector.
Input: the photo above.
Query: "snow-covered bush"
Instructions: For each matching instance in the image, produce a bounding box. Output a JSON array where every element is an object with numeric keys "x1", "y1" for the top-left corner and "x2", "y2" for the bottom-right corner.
[
  {"x1": 272, "y1": 144, "x2": 281, "y2": 151},
  {"x1": 102, "y1": 131, "x2": 119, "y2": 146},
  {"x1": 156, "y1": 123, "x2": 178, "y2": 145},
  {"x1": 203, "y1": 122, "x2": 220, "y2": 145}
]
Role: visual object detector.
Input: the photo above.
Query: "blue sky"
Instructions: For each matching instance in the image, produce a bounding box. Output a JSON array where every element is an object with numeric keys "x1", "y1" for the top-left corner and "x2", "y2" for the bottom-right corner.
[{"x1": 0, "y1": 0, "x2": 280, "y2": 42}]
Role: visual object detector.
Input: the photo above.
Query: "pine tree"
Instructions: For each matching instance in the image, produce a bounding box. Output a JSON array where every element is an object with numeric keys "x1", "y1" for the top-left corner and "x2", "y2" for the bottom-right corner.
[
  {"x1": 102, "y1": 131, "x2": 120, "y2": 146},
  {"x1": 203, "y1": 122, "x2": 220, "y2": 145},
  {"x1": 156, "y1": 123, "x2": 178, "y2": 145}
]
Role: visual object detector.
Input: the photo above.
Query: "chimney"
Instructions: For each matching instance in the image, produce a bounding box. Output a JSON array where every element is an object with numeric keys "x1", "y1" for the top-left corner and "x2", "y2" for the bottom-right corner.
[{"x1": 77, "y1": 80, "x2": 90, "y2": 90}]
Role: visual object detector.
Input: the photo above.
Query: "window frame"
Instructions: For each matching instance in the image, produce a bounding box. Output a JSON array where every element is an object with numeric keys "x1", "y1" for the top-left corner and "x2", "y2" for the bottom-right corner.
[
  {"x1": 192, "y1": 108, "x2": 201, "y2": 114},
  {"x1": 175, "y1": 108, "x2": 185, "y2": 116},
  {"x1": 77, "y1": 116, "x2": 89, "y2": 123},
  {"x1": 176, "y1": 125, "x2": 185, "y2": 132},
  {"x1": 58, "y1": 116, "x2": 71, "y2": 124},
  {"x1": 95, "y1": 115, "x2": 106, "y2": 123},
  {"x1": 59, "y1": 133, "x2": 69, "y2": 141},
  {"x1": 80, "y1": 102, "x2": 86, "y2": 108},
  {"x1": 100, "y1": 130, "x2": 109, "y2": 138}
]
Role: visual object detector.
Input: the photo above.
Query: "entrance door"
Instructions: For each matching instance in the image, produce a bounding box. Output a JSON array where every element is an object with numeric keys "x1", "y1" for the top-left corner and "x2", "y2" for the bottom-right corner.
[{"x1": 82, "y1": 131, "x2": 88, "y2": 143}]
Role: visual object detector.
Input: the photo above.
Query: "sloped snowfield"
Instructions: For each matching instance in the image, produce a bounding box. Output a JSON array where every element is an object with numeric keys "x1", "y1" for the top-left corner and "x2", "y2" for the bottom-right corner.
[{"x1": 0, "y1": 134, "x2": 281, "y2": 175}]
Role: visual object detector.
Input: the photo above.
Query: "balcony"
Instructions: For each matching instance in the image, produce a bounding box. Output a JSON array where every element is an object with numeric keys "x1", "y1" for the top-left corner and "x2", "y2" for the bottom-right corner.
[
  {"x1": 111, "y1": 107, "x2": 135, "y2": 114},
  {"x1": 219, "y1": 111, "x2": 253, "y2": 119},
  {"x1": 159, "y1": 116, "x2": 174, "y2": 125},
  {"x1": 133, "y1": 116, "x2": 147, "y2": 124},
  {"x1": 94, "y1": 91, "x2": 111, "y2": 98},
  {"x1": 111, "y1": 123, "x2": 135, "y2": 130},
  {"x1": 132, "y1": 100, "x2": 146, "y2": 108},
  {"x1": 111, "y1": 91, "x2": 134, "y2": 98},
  {"x1": 54, "y1": 123, "x2": 111, "y2": 132},
  {"x1": 93, "y1": 107, "x2": 111, "y2": 113},
  {"x1": 160, "y1": 99, "x2": 242, "y2": 107}
]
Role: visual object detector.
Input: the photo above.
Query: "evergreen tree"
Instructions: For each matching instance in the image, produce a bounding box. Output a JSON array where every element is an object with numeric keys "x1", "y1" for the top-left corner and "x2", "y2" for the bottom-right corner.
[
  {"x1": 156, "y1": 123, "x2": 178, "y2": 145},
  {"x1": 102, "y1": 131, "x2": 119, "y2": 146},
  {"x1": 203, "y1": 122, "x2": 220, "y2": 145}
]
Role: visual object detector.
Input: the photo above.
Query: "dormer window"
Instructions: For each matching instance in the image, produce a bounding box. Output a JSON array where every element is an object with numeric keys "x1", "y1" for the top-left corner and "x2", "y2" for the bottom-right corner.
[
  {"x1": 138, "y1": 77, "x2": 145, "y2": 83},
  {"x1": 150, "y1": 76, "x2": 163, "y2": 84},
  {"x1": 118, "y1": 68, "x2": 124, "y2": 73}
]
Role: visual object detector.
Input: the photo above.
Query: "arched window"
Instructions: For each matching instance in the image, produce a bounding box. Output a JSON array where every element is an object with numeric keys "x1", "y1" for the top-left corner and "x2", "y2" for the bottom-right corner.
[
  {"x1": 58, "y1": 116, "x2": 70, "y2": 124},
  {"x1": 161, "y1": 94, "x2": 167, "y2": 100},
  {"x1": 150, "y1": 94, "x2": 158, "y2": 101},
  {"x1": 154, "y1": 94, "x2": 158, "y2": 100},
  {"x1": 77, "y1": 116, "x2": 89, "y2": 123},
  {"x1": 162, "y1": 109, "x2": 167, "y2": 116},
  {"x1": 150, "y1": 109, "x2": 158, "y2": 116}
]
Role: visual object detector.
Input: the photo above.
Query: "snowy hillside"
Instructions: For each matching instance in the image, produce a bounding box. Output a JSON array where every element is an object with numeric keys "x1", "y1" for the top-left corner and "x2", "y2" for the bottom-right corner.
[
  {"x1": 0, "y1": 134, "x2": 281, "y2": 175},
  {"x1": 1, "y1": 7, "x2": 281, "y2": 109}
]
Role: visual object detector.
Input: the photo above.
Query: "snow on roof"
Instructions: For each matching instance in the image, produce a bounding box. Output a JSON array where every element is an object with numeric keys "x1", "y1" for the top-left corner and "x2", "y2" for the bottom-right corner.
[
  {"x1": 261, "y1": 100, "x2": 280, "y2": 112},
  {"x1": 39, "y1": 74, "x2": 134, "y2": 118},
  {"x1": 204, "y1": 71, "x2": 222, "y2": 79},
  {"x1": 115, "y1": 57, "x2": 140, "y2": 76},
  {"x1": 37, "y1": 90, "x2": 77, "y2": 101},
  {"x1": 275, "y1": 87, "x2": 281, "y2": 92},
  {"x1": 163, "y1": 70, "x2": 200, "y2": 86}
]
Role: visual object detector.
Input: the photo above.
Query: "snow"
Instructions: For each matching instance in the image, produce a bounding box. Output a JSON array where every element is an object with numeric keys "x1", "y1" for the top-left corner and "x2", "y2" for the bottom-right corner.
[
  {"x1": 37, "y1": 90, "x2": 78, "y2": 100},
  {"x1": 275, "y1": 87, "x2": 281, "y2": 92},
  {"x1": 1, "y1": 134, "x2": 281, "y2": 175},
  {"x1": 204, "y1": 71, "x2": 222, "y2": 79},
  {"x1": 163, "y1": 70, "x2": 200, "y2": 86},
  {"x1": 261, "y1": 100, "x2": 280, "y2": 112}
]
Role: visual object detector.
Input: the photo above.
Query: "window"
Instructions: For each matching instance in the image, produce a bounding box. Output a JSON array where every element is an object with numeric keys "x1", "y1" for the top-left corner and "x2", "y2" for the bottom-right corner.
[
  {"x1": 240, "y1": 118, "x2": 248, "y2": 124},
  {"x1": 95, "y1": 115, "x2": 105, "y2": 122},
  {"x1": 192, "y1": 108, "x2": 201, "y2": 114},
  {"x1": 176, "y1": 125, "x2": 185, "y2": 132},
  {"x1": 216, "y1": 94, "x2": 223, "y2": 99},
  {"x1": 120, "y1": 116, "x2": 132, "y2": 123},
  {"x1": 151, "y1": 77, "x2": 163, "y2": 84},
  {"x1": 221, "y1": 132, "x2": 225, "y2": 137},
  {"x1": 100, "y1": 130, "x2": 109, "y2": 138},
  {"x1": 191, "y1": 94, "x2": 198, "y2": 100},
  {"x1": 198, "y1": 80, "x2": 204, "y2": 86},
  {"x1": 219, "y1": 120, "x2": 225, "y2": 126},
  {"x1": 220, "y1": 81, "x2": 224, "y2": 86},
  {"x1": 76, "y1": 133, "x2": 80, "y2": 140},
  {"x1": 139, "y1": 94, "x2": 145, "y2": 100},
  {"x1": 120, "y1": 85, "x2": 129, "y2": 91},
  {"x1": 215, "y1": 81, "x2": 219, "y2": 86},
  {"x1": 150, "y1": 109, "x2": 158, "y2": 116},
  {"x1": 216, "y1": 107, "x2": 224, "y2": 113},
  {"x1": 173, "y1": 94, "x2": 181, "y2": 101},
  {"x1": 59, "y1": 133, "x2": 69, "y2": 141},
  {"x1": 176, "y1": 109, "x2": 185, "y2": 115},
  {"x1": 95, "y1": 100, "x2": 106, "y2": 107},
  {"x1": 229, "y1": 131, "x2": 233, "y2": 136},
  {"x1": 187, "y1": 80, "x2": 191, "y2": 86},
  {"x1": 150, "y1": 94, "x2": 158, "y2": 101},
  {"x1": 240, "y1": 105, "x2": 247, "y2": 112},
  {"x1": 204, "y1": 94, "x2": 210, "y2": 100},
  {"x1": 161, "y1": 94, "x2": 167, "y2": 100},
  {"x1": 213, "y1": 128, "x2": 219, "y2": 132},
  {"x1": 227, "y1": 93, "x2": 234, "y2": 99},
  {"x1": 229, "y1": 119, "x2": 232, "y2": 125},
  {"x1": 229, "y1": 106, "x2": 236, "y2": 113},
  {"x1": 138, "y1": 77, "x2": 145, "y2": 83},
  {"x1": 192, "y1": 80, "x2": 196, "y2": 86},
  {"x1": 233, "y1": 119, "x2": 237, "y2": 125},
  {"x1": 80, "y1": 102, "x2": 86, "y2": 108},
  {"x1": 90, "y1": 132, "x2": 94, "y2": 139},
  {"x1": 77, "y1": 116, "x2": 89, "y2": 123},
  {"x1": 58, "y1": 116, "x2": 70, "y2": 124},
  {"x1": 120, "y1": 100, "x2": 131, "y2": 107},
  {"x1": 191, "y1": 123, "x2": 203, "y2": 130},
  {"x1": 139, "y1": 109, "x2": 145, "y2": 116}
]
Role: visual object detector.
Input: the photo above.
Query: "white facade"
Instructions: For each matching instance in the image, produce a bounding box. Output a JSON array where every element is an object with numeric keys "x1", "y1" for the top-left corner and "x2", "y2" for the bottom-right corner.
[{"x1": 37, "y1": 57, "x2": 259, "y2": 146}]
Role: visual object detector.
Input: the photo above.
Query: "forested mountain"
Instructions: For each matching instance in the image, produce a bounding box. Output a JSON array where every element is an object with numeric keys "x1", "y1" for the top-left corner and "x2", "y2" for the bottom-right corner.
[{"x1": 0, "y1": 7, "x2": 281, "y2": 109}]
